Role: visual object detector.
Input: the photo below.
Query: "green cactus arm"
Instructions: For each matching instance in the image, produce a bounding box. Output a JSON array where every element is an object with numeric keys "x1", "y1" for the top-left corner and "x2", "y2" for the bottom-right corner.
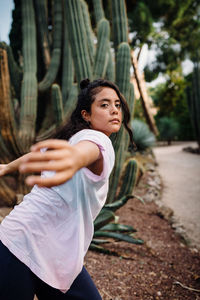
[
  {"x1": 34, "y1": 0, "x2": 51, "y2": 70},
  {"x1": 51, "y1": 84, "x2": 64, "y2": 125},
  {"x1": 0, "y1": 48, "x2": 21, "y2": 158},
  {"x1": 117, "y1": 159, "x2": 138, "y2": 199},
  {"x1": 129, "y1": 82, "x2": 135, "y2": 115},
  {"x1": 107, "y1": 42, "x2": 131, "y2": 203},
  {"x1": 61, "y1": 11, "x2": 74, "y2": 103},
  {"x1": 65, "y1": 0, "x2": 92, "y2": 84},
  {"x1": 19, "y1": 0, "x2": 37, "y2": 152},
  {"x1": 63, "y1": 84, "x2": 78, "y2": 121},
  {"x1": 111, "y1": 0, "x2": 128, "y2": 50},
  {"x1": 115, "y1": 42, "x2": 131, "y2": 100},
  {"x1": 81, "y1": 0, "x2": 95, "y2": 67},
  {"x1": 92, "y1": 0, "x2": 105, "y2": 24},
  {"x1": 93, "y1": 18, "x2": 110, "y2": 79},
  {"x1": 38, "y1": 0, "x2": 62, "y2": 92},
  {"x1": 105, "y1": 48, "x2": 115, "y2": 82}
]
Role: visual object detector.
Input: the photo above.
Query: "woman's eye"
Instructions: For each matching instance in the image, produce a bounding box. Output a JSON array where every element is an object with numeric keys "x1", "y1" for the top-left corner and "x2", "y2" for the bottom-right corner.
[
  {"x1": 101, "y1": 103, "x2": 108, "y2": 108},
  {"x1": 116, "y1": 103, "x2": 121, "y2": 108}
]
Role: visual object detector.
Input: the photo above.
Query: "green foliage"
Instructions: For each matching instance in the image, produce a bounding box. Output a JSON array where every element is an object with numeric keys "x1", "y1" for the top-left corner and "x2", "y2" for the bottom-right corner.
[
  {"x1": 150, "y1": 71, "x2": 194, "y2": 141},
  {"x1": 91, "y1": 195, "x2": 144, "y2": 253},
  {"x1": 157, "y1": 117, "x2": 179, "y2": 144},
  {"x1": 127, "y1": 1, "x2": 153, "y2": 48},
  {"x1": 131, "y1": 119, "x2": 156, "y2": 151}
]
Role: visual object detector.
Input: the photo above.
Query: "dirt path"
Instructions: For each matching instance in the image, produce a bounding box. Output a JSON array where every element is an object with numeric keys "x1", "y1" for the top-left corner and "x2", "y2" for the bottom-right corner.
[{"x1": 153, "y1": 142, "x2": 200, "y2": 249}]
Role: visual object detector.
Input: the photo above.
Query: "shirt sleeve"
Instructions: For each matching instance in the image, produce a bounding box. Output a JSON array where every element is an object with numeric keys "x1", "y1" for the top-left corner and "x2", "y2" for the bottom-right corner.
[{"x1": 69, "y1": 129, "x2": 115, "y2": 182}]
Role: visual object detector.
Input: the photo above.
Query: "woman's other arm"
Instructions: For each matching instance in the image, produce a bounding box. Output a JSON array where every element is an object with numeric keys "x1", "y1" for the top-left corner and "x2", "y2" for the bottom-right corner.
[{"x1": 19, "y1": 139, "x2": 102, "y2": 187}]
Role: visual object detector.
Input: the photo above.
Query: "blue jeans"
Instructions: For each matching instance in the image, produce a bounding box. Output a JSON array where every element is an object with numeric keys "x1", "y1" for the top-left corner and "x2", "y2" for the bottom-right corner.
[{"x1": 0, "y1": 241, "x2": 102, "y2": 300}]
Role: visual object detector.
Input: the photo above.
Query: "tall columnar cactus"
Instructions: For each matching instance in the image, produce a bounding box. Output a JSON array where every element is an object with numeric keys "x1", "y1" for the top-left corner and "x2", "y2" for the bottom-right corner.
[
  {"x1": 92, "y1": 0, "x2": 105, "y2": 24},
  {"x1": 65, "y1": 0, "x2": 92, "y2": 84},
  {"x1": 107, "y1": 43, "x2": 132, "y2": 203},
  {"x1": 19, "y1": 0, "x2": 37, "y2": 152},
  {"x1": 34, "y1": 0, "x2": 50, "y2": 70},
  {"x1": 111, "y1": 0, "x2": 129, "y2": 50},
  {"x1": 0, "y1": 0, "x2": 136, "y2": 211},
  {"x1": 187, "y1": 62, "x2": 200, "y2": 150},
  {"x1": 93, "y1": 19, "x2": 110, "y2": 79},
  {"x1": 38, "y1": 0, "x2": 62, "y2": 92},
  {"x1": 0, "y1": 48, "x2": 20, "y2": 160}
]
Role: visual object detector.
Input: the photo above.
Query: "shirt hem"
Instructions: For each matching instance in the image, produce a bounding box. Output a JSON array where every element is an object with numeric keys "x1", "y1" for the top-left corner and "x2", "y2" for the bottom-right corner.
[{"x1": 0, "y1": 231, "x2": 71, "y2": 292}]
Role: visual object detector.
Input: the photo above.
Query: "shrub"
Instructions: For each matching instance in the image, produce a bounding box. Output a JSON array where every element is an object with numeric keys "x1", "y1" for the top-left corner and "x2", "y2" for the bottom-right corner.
[
  {"x1": 157, "y1": 117, "x2": 179, "y2": 145},
  {"x1": 131, "y1": 119, "x2": 156, "y2": 151}
]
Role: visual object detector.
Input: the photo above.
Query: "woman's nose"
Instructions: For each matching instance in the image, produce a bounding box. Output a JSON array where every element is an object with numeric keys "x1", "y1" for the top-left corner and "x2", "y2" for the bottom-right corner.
[{"x1": 110, "y1": 105, "x2": 118, "y2": 114}]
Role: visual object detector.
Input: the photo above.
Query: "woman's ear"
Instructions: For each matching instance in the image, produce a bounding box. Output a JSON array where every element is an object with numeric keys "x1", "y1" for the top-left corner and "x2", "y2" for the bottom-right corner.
[{"x1": 81, "y1": 110, "x2": 90, "y2": 122}]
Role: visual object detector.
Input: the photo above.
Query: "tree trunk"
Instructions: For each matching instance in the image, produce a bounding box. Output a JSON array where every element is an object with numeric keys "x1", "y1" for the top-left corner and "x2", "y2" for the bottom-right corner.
[{"x1": 131, "y1": 50, "x2": 159, "y2": 136}]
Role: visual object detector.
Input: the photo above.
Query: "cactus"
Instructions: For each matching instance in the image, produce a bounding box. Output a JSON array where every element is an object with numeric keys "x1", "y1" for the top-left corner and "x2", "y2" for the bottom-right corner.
[
  {"x1": 81, "y1": 0, "x2": 95, "y2": 66},
  {"x1": 65, "y1": 0, "x2": 92, "y2": 84},
  {"x1": 108, "y1": 42, "x2": 131, "y2": 203},
  {"x1": 34, "y1": 0, "x2": 50, "y2": 70},
  {"x1": 92, "y1": 0, "x2": 105, "y2": 24},
  {"x1": 111, "y1": 0, "x2": 128, "y2": 50},
  {"x1": 19, "y1": 0, "x2": 37, "y2": 152},
  {"x1": 38, "y1": 0, "x2": 62, "y2": 92},
  {"x1": 0, "y1": 48, "x2": 20, "y2": 159},
  {"x1": 93, "y1": 19, "x2": 110, "y2": 79},
  {"x1": 0, "y1": 0, "x2": 137, "y2": 218},
  {"x1": 117, "y1": 159, "x2": 138, "y2": 200},
  {"x1": 187, "y1": 62, "x2": 200, "y2": 150},
  {"x1": 51, "y1": 84, "x2": 64, "y2": 125}
]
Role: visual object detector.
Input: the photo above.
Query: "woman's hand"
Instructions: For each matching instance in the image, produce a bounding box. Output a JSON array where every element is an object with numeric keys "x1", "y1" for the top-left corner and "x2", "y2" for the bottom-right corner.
[{"x1": 19, "y1": 139, "x2": 100, "y2": 187}]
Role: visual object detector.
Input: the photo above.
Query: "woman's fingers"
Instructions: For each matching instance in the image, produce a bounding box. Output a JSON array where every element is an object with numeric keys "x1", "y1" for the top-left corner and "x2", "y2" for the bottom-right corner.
[
  {"x1": 30, "y1": 139, "x2": 69, "y2": 152},
  {"x1": 21, "y1": 149, "x2": 71, "y2": 163},
  {"x1": 19, "y1": 158, "x2": 73, "y2": 173},
  {"x1": 25, "y1": 171, "x2": 72, "y2": 187}
]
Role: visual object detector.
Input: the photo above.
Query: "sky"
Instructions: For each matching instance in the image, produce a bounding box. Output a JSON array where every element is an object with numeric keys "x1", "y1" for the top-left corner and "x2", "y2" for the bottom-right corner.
[
  {"x1": 0, "y1": 0, "x2": 193, "y2": 88},
  {"x1": 0, "y1": 0, "x2": 14, "y2": 43}
]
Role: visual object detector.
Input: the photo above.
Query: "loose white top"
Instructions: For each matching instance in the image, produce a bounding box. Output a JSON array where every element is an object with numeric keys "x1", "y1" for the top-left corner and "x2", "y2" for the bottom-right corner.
[{"x1": 0, "y1": 129, "x2": 115, "y2": 292}]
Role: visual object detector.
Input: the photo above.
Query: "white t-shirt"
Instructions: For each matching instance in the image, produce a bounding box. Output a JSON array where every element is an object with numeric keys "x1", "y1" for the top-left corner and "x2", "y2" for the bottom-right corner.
[{"x1": 0, "y1": 129, "x2": 115, "y2": 292}]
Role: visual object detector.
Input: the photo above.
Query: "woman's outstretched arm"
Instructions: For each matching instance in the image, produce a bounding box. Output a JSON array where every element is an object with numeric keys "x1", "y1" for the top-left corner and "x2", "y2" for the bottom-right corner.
[
  {"x1": 19, "y1": 139, "x2": 102, "y2": 187},
  {"x1": 0, "y1": 153, "x2": 31, "y2": 177}
]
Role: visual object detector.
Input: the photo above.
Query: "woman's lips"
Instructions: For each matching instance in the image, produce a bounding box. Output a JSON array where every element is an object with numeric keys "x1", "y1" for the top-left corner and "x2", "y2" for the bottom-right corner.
[{"x1": 110, "y1": 118, "x2": 120, "y2": 123}]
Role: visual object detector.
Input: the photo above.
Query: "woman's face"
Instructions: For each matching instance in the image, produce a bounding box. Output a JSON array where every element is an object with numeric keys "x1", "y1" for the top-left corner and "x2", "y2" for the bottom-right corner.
[{"x1": 81, "y1": 87, "x2": 122, "y2": 136}]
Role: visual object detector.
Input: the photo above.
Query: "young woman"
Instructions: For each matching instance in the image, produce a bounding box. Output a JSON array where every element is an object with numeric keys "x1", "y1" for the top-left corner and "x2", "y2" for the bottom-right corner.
[{"x1": 0, "y1": 78, "x2": 133, "y2": 300}]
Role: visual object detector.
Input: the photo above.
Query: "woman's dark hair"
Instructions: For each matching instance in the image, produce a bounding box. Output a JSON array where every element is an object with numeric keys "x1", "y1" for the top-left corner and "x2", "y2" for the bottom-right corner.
[{"x1": 53, "y1": 78, "x2": 134, "y2": 145}]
